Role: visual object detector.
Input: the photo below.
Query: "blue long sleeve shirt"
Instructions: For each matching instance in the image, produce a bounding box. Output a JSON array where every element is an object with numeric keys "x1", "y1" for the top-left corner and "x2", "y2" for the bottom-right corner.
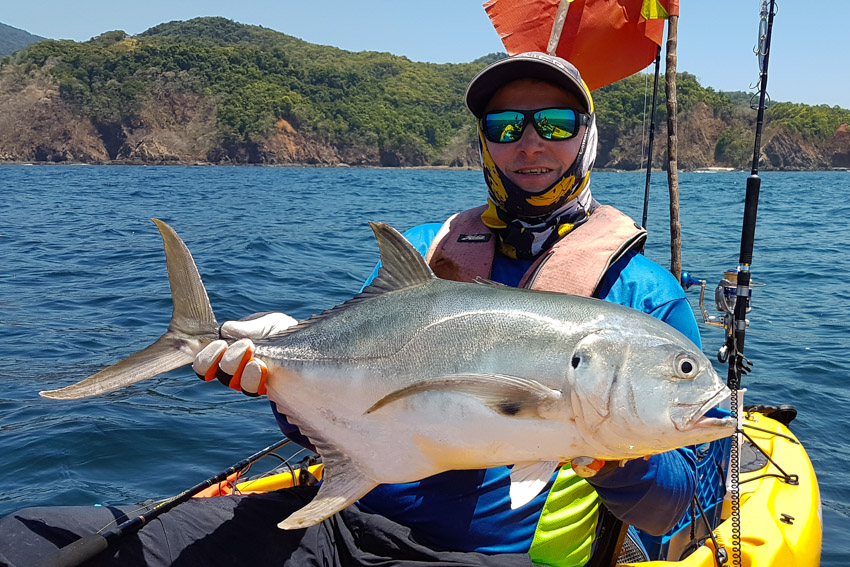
[{"x1": 274, "y1": 221, "x2": 700, "y2": 552}]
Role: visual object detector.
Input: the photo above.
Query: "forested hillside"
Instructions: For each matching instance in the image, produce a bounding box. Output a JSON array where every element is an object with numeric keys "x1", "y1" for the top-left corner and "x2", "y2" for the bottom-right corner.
[
  {"x1": 0, "y1": 22, "x2": 45, "y2": 56},
  {"x1": 1, "y1": 17, "x2": 848, "y2": 169}
]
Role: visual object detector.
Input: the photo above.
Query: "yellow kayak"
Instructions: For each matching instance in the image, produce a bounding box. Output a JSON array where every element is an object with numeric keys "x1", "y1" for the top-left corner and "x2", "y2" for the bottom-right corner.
[
  {"x1": 196, "y1": 410, "x2": 820, "y2": 565},
  {"x1": 628, "y1": 410, "x2": 822, "y2": 566}
]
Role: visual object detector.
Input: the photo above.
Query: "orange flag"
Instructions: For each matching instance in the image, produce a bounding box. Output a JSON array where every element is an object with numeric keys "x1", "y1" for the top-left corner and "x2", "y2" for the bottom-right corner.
[{"x1": 484, "y1": 0, "x2": 679, "y2": 90}]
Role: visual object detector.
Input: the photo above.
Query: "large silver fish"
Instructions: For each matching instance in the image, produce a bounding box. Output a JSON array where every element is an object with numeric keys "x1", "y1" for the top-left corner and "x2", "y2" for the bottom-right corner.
[{"x1": 41, "y1": 219, "x2": 734, "y2": 529}]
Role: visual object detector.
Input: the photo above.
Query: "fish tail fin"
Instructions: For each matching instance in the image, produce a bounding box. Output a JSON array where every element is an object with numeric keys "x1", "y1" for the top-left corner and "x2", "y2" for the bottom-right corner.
[{"x1": 39, "y1": 219, "x2": 219, "y2": 400}]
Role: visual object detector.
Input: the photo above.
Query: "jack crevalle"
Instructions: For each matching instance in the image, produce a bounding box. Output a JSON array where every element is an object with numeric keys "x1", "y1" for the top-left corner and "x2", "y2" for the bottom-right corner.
[{"x1": 41, "y1": 219, "x2": 734, "y2": 530}]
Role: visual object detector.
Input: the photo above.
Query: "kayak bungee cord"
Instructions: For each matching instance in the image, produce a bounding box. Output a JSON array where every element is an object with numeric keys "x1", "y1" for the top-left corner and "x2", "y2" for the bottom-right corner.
[
  {"x1": 738, "y1": 427, "x2": 799, "y2": 486},
  {"x1": 34, "y1": 438, "x2": 291, "y2": 567},
  {"x1": 680, "y1": 494, "x2": 728, "y2": 565}
]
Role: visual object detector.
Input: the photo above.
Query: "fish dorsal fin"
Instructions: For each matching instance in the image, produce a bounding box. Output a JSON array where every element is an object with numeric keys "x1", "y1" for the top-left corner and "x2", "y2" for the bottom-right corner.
[
  {"x1": 360, "y1": 222, "x2": 436, "y2": 297},
  {"x1": 509, "y1": 461, "x2": 560, "y2": 509},
  {"x1": 257, "y1": 222, "x2": 436, "y2": 341}
]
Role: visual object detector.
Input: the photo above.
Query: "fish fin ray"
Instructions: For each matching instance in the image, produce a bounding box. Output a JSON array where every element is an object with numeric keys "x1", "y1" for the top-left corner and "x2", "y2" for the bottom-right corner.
[
  {"x1": 472, "y1": 276, "x2": 507, "y2": 287},
  {"x1": 39, "y1": 335, "x2": 194, "y2": 399},
  {"x1": 366, "y1": 373, "x2": 561, "y2": 418},
  {"x1": 509, "y1": 461, "x2": 559, "y2": 509},
  {"x1": 278, "y1": 448, "x2": 376, "y2": 530}
]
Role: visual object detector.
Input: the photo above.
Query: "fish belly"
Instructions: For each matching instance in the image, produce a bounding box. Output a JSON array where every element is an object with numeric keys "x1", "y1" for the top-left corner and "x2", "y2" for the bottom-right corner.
[{"x1": 265, "y1": 366, "x2": 587, "y2": 484}]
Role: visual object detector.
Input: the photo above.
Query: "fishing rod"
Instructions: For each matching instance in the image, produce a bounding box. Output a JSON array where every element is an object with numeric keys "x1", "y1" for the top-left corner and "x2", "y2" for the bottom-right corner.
[
  {"x1": 725, "y1": 2, "x2": 776, "y2": 566},
  {"x1": 35, "y1": 438, "x2": 291, "y2": 567},
  {"x1": 730, "y1": 0, "x2": 776, "y2": 383},
  {"x1": 680, "y1": 0, "x2": 777, "y2": 405},
  {"x1": 640, "y1": 45, "x2": 663, "y2": 232},
  {"x1": 680, "y1": 2, "x2": 777, "y2": 565}
]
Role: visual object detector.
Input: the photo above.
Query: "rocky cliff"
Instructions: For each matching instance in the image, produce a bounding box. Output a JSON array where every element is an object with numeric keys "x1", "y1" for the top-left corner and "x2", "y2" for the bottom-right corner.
[
  {"x1": 1, "y1": 19, "x2": 847, "y2": 170},
  {"x1": 1, "y1": 69, "x2": 845, "y2": 171}
]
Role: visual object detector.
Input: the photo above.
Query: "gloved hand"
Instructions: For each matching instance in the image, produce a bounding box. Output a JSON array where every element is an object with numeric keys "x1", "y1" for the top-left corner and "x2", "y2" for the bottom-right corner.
[
  {"x1": 571, "y1": 457, "x2": 607, "y2": 478},
  {"x1": 192, "y1": 312, "x2": 297, "y2": 397},
  {"x1": 571, "y1": 455, "x2": 652, "y2": 478}
]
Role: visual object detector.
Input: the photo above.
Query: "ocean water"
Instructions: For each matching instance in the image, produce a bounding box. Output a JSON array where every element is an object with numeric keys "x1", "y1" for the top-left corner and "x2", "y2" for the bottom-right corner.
[{"x1": 0, "y1": 165, "x2": 847, "y2": 564}]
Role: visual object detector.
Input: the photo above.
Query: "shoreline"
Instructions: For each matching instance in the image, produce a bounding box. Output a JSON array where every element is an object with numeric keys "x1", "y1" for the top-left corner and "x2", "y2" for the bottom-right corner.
[{"x1": 1, "y1": 160, "x2": 845, "y2": 172}]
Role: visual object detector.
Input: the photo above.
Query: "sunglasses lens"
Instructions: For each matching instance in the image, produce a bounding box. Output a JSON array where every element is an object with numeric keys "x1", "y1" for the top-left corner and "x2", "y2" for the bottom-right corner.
[
  {"x1": 533, "y1": 109, "x2": 578, "y2": 140},
  {"x1": 483, "y1": 111, "x2": 525, "y2": 143}
]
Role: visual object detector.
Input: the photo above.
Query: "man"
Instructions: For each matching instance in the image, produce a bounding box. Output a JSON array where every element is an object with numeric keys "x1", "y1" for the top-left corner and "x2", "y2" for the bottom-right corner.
[
  {"x1": 0, "y1": 52, "x2": 697, "y2": 567},
  {"x1": 195, "y1": 52, "x2": 699, "y2": 564}
]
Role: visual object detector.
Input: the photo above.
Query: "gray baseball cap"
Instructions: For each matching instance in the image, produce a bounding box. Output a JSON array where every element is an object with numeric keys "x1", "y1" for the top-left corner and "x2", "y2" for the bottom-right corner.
[{"x1": 464, "y1": 51, "x2": 593, "y2": 117}]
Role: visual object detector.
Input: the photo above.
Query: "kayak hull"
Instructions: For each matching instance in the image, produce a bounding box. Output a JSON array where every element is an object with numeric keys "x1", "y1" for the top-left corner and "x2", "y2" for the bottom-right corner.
[{"x1": 629, "y1": 412, "x2": 822, "y2": 566}]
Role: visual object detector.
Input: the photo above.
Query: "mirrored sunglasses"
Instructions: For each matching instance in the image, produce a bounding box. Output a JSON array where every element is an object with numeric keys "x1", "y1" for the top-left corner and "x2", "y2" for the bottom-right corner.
[{"x1": 482, "y1": 108, "x2": 591, "y2": 144}]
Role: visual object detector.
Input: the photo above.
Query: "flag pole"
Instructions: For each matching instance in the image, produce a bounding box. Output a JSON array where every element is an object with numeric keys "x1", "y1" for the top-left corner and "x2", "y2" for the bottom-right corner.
[
  {"x1": 665, "y1": 10, "x2": 682, "y2": 281},
  {"x1": 547, "y1": 0, "x2": 571, "y2": 55}
]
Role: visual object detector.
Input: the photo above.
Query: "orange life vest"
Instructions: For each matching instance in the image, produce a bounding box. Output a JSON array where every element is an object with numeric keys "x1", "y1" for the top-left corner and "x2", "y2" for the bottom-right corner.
[{"x1": 425, "y1": 204, "x2": 647, "y2": 297}]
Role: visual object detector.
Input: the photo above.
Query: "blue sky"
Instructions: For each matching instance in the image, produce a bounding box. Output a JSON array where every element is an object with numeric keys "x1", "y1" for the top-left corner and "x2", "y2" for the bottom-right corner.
[{"x1": 3, "y1": 1, "x2": 847, "y2": 109}]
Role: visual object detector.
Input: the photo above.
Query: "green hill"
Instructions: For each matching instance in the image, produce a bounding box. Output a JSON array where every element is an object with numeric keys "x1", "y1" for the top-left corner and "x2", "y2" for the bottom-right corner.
[
  {"x1": 0, "y1": 17, "x2": 847, "y2": 169},
  {"x1": 0, "y1": 22, "x2": 46, "y2": 56}
]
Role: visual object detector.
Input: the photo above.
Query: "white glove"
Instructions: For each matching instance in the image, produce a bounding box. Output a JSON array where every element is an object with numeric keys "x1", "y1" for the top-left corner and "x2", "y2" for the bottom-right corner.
[
  {"x1": 192, "y1": 312, "x2": 297, "y2": 396},
  {"x1": 219, "y1": 311, "x2": 298, "y2": 340}
]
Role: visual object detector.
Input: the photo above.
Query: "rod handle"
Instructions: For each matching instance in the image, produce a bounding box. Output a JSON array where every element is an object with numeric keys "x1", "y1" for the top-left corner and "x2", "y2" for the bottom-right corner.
[
  {"x1": 739, "y1": 174, "x2": 761, "y2": 265},
  {"x1": 32, "y1": 533, "x2": 109, "y2": 567}
]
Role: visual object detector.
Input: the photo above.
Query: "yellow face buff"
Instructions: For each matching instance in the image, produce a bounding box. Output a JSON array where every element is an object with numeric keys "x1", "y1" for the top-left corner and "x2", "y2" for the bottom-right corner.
[
  {"x1": 475, "y1": 115, "x2": 599, "y2": 259},
  {"x1": 526, "y1": 174, "x2": 577, "y2": 208},
  {"x1": 477, "y1": 119, "x2": 594, "y2": 221},
  {"x1": 479, "y1": 129, "x2": 509, "y2": 209},
  {"x1": 481, "y1": 199, "x2": 508, "y2": 229}
]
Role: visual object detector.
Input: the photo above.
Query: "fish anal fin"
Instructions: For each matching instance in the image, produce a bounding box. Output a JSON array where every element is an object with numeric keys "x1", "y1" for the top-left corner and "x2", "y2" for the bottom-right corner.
[
  {"x1": 278, "y1": 450, "x2": 376, "y2": 530},
  {"x1": 509, "y1": 461, "x2": 560, "y2": 509},
  {"x1": 365, "y1": 373, "x2": 562, "y2": 418}
]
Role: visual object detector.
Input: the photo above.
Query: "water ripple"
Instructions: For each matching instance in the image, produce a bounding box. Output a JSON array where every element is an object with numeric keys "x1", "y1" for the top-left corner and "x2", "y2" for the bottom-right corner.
[{"x1": 0, "y1": 166, "x2": 847, "y2": 563}]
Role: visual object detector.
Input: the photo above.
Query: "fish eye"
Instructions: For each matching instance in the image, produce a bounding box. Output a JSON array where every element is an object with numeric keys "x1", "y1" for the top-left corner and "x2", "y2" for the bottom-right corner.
[{"x1": 674, "y1": 354, "x2": 699, "y2": 380}]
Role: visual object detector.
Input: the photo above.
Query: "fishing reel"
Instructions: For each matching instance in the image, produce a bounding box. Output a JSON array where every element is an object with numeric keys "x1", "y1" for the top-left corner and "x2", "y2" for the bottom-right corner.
[{"x1": 681, "y1": 269, "x2": 763, "y2": 365}]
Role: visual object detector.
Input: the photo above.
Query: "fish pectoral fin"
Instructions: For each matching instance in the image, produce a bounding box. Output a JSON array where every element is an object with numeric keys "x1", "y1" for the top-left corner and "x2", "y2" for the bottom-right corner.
[
  {"x1": 509, "y1": 461, "x2": 560, "y2": 509},
  {"x1": 365, "y1": 373, "x2": 562, "y2": 418},
  {"x1": 278, "y1": 448, "x2": 376, "y2": 530}
]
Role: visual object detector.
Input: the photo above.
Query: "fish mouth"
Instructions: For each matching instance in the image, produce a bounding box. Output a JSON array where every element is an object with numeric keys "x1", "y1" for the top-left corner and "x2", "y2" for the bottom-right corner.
[{"x1": 673, "y1": 387, "x2": 733, "y2": 432}]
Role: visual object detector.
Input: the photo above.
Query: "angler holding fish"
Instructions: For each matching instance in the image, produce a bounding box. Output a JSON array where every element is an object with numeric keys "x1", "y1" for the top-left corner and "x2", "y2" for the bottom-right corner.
[{"x1": 0, "y1": 53, "x2": 733, "y2": 567}]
